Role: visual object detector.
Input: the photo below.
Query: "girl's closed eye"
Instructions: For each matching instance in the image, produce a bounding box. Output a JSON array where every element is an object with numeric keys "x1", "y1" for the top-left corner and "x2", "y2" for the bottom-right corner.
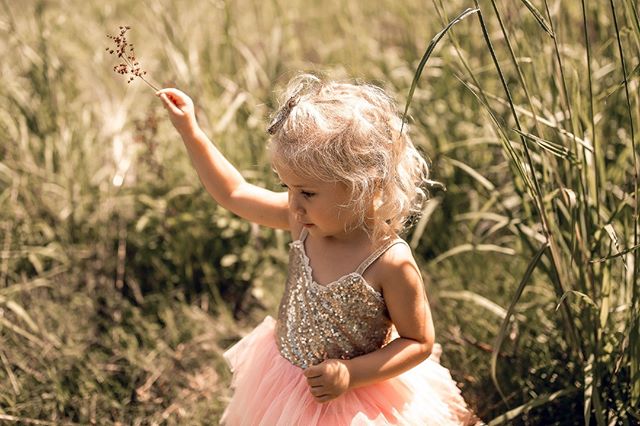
[{"x1": 280, "y1": 183, "x2": 315, "y2": 199}]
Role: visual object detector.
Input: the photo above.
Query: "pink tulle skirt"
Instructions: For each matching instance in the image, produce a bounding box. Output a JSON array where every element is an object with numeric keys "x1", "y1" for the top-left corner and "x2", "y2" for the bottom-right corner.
[{"x1": 221, "y1": 316, "x2": 477, "y2": 425}]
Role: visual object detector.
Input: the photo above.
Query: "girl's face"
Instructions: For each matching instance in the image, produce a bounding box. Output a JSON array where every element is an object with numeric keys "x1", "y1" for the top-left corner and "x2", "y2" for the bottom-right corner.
[{"x1": 277, "y1": 167, "x2": 363, "y2": 241}]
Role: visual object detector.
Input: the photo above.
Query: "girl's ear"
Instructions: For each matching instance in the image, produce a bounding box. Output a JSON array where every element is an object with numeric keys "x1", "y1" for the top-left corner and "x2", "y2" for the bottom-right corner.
[
  {"x1": 372, "y1": 180, "x2": 384, "y2": 210},
  {"x1": 373, "y1": 191, "x2": 383, "y2": 210}
]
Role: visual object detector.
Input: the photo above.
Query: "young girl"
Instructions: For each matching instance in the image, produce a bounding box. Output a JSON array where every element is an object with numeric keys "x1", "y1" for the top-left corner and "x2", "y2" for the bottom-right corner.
[{"x1": 157, "y1": 74, "x2": 477, "y2": 425}]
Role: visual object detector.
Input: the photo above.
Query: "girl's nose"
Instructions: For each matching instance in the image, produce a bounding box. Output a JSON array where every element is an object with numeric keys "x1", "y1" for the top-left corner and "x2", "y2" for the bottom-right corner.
[{"x1": 290, "y1": 195, "x2": 305, "y2": 214}]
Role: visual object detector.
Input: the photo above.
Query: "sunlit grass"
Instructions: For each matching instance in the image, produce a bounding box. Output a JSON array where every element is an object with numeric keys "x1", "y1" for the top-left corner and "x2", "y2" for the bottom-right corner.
[{"x1": 1, "y1": 0, "x2": 638, "y2": 423}]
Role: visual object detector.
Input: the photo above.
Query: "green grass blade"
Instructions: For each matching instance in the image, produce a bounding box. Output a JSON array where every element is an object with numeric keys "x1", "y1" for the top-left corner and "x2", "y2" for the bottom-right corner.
[
  {"x1": 518, "y1": 0, "x2": 555, "y2": 37},
  {"x1": 582, "y1": 0, "x2": 602, "y2": 239},
  {"x1": 463, "y1": 82, "x2": 594, "y2": 152},
  {"x1": 430, "y1": 243, "x2": 516, "y2": 265},
  {"x1": 490, "y1": 242, "x2": 548, "y2": 405},
  {"x1": 439, "y1": 290, "x2": 510, "y2": 319},
  {"x1": 609, "y1": 0, "x2": 640, "y2": 405},
  {"x1": 623, "y1": 0, "x2": 640, "y2": 46},
  {"x1": 584, "y1": 352, "x2": 594, "y2": 426},
  {"x1": 446, "y1": 157, "x2": 495, "y2": 191},
  {"x1": 455, "y1": 77, "x2": 536, "y2": 195},
  {"x1": 513, "y1": 129, "x2": 578, "y2": 164},
  {"x1": 590, "y1": 243, "x2": 640, "y2": 263},
  {"x1": 400, "y1": 7, "x2": 479, "y2": 132},
  {"x1": 604, "y1": 62, "x2": 640, "y2": 99},
  {"x1": 555, "y1": 290, "x2": 597, "y2": 312},
  {"x1": 409, "y1": 197, "x2": 441, "y2": 249},
  {"x1": 583, "y1": 351, "x2": 607, "y2": 426},
  {"x1": 487, "y1": 388, "x2": 576, "y2": 425}
]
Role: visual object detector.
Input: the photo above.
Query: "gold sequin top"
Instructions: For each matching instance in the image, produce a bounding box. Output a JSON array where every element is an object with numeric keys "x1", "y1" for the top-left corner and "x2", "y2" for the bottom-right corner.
[{"x1": 275, "y1": 228, "x2": 407, "y2": 369}]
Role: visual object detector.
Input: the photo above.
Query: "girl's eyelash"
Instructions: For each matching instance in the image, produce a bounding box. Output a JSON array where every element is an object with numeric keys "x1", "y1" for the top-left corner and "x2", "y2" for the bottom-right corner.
[{"x1": 280, "y1": 183, "x2": 315, "y2": 198}]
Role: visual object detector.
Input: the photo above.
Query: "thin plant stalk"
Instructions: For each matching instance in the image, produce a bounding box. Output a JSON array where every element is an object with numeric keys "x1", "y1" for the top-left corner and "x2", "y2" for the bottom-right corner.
[
  {"x1": 431, "y1": 2, "x2": 565, "y2": 290},
  {"x1": 543, "y1": 0, "x2": 595, "y2": 300},
  {"x1": 487, "y1": 0, "x2": 547, "y2": 157},
  {"x1": 472, "y1": 1, "x2": 584, "y2": 365},
  {"x1": 121, "y1": 55, "x2": 159, "y2": 92},
  {"x1": 400, "y1": 7, "x2": 479, "y2": 133},
  {"x1": 580, "y1": 4, "x2": 605, "y2": 422},
  {"x1": 107, "y1": 26, "x2": 159, "y2": 92},
  {"x1": 490, "y1": 242, "x2": 549, "y2": 407},
  {"x1": 581, "y1": 0, "x2": 602, "y2": 225},
  {"x1": 542, "y1": 1, "x2": 606, "y2": 422},
  {"x1": 609, "y1": 0, "x2": 640, "y2": 406}
]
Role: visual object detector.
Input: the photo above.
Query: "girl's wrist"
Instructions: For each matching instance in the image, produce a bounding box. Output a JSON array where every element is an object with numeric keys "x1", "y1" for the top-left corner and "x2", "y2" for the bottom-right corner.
[
  {"x1": 178, "y1": 122, "x2": 202, "y2": 140},
  {"x1": 341, "y1": 359, "x2": 356, "y2": 390}
]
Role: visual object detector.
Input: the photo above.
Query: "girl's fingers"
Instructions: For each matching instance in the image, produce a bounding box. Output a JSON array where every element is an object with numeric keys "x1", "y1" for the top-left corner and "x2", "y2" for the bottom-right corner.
[
  {"x1": 306, "y1": 376, "x2": 322, "y2": 387},
  {"x1": 158, "y1": 91, "x2": 179, "y2": 107},
  {"x1": 156, "y1": 88, "x2": 188, "y2": 107},
  {"x1": 310, "y1": 387, "x2": 327, "y2": 397},
  {"x1": 155, "y1": 88, "x2": 180, "y2": 98},
  {"x1": 302, "y1": 366, "x2": 322, "y2": 379},
  {"x1": 159, "y1": 93, "x2": 183, "y2": 115},
  {"x1": 314, "y1": 394, "x2": 332, "y2": 403}
]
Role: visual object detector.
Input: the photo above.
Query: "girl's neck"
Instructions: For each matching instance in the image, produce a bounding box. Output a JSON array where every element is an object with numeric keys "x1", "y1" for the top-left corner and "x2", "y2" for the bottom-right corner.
[{"x1": 316, "y1": 225, "x2": 390, "y2": 250}]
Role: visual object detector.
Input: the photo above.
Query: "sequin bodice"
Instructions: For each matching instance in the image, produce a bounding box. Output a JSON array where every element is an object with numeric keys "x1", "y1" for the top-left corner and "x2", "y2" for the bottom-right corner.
[{"x1": 276, "y1": 229, "x2": 405, "y2": 368}]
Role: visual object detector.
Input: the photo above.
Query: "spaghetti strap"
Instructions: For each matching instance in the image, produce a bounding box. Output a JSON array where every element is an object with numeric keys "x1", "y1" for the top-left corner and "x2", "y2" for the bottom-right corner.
[
  {"x1": 297, "y1": 227, "x2": 309, "y2": 242},
  {"x1": 355, "y1": 238, "x2": 408, "y2": 275}
]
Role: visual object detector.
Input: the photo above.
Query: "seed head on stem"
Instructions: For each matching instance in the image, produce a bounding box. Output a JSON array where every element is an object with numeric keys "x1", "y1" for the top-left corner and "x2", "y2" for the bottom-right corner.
[{"x1": 106, "y1": 26, "x2": 158, "y2": 91}]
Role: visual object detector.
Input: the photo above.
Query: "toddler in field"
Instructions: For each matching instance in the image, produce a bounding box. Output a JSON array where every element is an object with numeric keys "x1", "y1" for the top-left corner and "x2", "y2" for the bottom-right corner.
[{"x1": 157, "y1": 74, "x2": 477, "y2": 425}]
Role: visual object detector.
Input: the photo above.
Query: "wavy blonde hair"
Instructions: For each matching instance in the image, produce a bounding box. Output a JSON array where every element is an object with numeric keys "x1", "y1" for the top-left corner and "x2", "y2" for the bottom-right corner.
[{"x1": 268, "y1": 74, "x2": 431, "y2": 242}]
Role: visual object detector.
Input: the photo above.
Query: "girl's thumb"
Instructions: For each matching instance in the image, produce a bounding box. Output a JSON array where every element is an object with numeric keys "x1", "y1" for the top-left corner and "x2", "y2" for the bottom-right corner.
[{"x1": 303, "y1": 365, "x2": 318, "y2": 377}]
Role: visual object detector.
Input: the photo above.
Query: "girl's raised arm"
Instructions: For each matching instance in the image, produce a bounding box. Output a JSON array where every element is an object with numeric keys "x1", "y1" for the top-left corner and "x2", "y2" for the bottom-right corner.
[{"x1": 157, "y1": 88, "x2": 289, "y2": 230}]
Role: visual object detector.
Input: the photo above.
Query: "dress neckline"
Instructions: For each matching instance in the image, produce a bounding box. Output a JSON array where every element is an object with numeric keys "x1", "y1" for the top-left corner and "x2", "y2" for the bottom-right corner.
[
  {"x1": 293, "y1": 239, "x2": 385, "y2": 300},
  {"x1": 292, "y1": 228, "x2": 405, "y2": 300}
]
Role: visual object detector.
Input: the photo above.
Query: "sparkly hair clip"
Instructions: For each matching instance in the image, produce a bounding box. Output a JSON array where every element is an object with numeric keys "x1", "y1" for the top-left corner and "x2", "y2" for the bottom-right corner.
[
  {"x1": 266, "y1": 75, "x2": 321, "y2": 135},
  {"x1": 267, "y1": 95, "x2": 299, "y2": 135}
]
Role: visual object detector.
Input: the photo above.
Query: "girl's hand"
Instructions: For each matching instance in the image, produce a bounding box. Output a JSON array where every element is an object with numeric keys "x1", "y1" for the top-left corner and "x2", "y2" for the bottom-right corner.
[
  {"x1": 156, "y1": 88, "x2": 199, "y2": 136},
  {"x1": 303, "y1": 359, "x2": 351, "y2": 403}
]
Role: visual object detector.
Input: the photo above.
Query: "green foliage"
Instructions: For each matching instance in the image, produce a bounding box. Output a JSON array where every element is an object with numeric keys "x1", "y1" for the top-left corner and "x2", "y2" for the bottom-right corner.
[{"x1": 407, "y1": 0, "x2": 639, "y2": 423}]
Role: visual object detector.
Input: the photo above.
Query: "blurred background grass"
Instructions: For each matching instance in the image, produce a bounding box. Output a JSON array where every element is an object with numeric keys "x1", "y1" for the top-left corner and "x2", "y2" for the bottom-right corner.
[{"x1": 1, "y1": 0, "x2": 638, "y2": 424}]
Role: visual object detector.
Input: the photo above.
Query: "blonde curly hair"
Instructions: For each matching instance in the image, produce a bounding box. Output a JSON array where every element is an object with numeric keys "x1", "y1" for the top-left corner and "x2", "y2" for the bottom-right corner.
[{"x1": 267, "y1": 74, "x2": 432, "y2": 242}]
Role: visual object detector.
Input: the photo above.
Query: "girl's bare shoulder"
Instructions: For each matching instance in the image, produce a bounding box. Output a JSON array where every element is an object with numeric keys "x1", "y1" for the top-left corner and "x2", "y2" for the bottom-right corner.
[{"x1": 366, "y1": 240, "x2": 424, "y2": 294}]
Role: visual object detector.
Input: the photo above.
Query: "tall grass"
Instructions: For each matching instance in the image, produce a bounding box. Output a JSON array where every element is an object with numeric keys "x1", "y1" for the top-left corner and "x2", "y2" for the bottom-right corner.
[
  {"x1": 406, "y1": 0, "x2": 639, "y2": 423},
  {"x1": 0, "y1": 0, "x2": 638, "y2": 423}
]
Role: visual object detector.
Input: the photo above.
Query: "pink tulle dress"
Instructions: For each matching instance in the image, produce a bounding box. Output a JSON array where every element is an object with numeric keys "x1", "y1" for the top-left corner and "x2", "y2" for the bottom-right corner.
[{"x1": 221, "y1": 228, "x2": 476, "y2": 425}]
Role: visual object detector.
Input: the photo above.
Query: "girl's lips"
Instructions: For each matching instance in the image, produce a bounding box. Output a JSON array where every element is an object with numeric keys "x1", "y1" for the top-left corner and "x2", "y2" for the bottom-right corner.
[{"x1": 302, "y1": 223, "x2": 314, "y2": 228}]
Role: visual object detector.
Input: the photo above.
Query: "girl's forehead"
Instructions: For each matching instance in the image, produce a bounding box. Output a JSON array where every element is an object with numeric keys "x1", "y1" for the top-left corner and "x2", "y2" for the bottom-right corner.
[
  {"x1": 276, "y1": 167, "x2": 340, "y2": 188},
  {"x1": 276, "y1": 167, "x2": 318, "y2": 186}
]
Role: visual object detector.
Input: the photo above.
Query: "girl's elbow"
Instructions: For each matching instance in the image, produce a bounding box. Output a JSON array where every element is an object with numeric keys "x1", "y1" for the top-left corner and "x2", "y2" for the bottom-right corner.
[
  {"x1": 421, "y1": 341, "x2": 434, "y2": 360},
  {"x1": 416, "y1": 338, "x2": 434, "y2": 361},
  {"x1": 420, "y1": 322, "x2": 436, "y2": 359}
]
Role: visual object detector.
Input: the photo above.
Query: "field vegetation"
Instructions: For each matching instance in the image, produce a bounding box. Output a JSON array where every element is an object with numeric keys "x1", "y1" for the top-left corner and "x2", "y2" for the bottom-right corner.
[{"x1": 0, "y1": 0, "x2": 638, "y2": 424}]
